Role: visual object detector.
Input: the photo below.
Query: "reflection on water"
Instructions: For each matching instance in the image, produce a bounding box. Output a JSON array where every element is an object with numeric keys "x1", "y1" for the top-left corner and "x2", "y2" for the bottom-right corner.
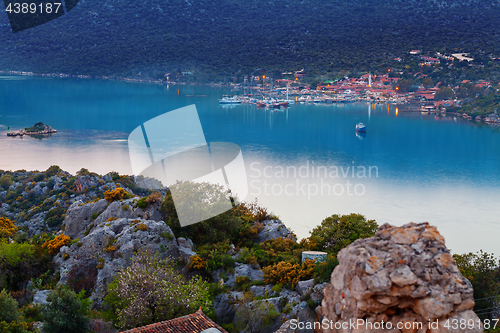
[
  {"x1": 356, "y1": 132, "x2": 366, "y2": 140},
  {"x1": 0, "y1": 129, "x2": 132, "y2": 175}
]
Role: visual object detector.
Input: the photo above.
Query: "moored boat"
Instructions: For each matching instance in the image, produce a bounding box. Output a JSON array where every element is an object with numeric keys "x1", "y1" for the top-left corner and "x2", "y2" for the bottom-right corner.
[
  {"x1": 218, "y1": 95, "x2": 242, "y2": 104},
  {"x1": 356, "y1": 122, "x2": 366, "y2": 132}
]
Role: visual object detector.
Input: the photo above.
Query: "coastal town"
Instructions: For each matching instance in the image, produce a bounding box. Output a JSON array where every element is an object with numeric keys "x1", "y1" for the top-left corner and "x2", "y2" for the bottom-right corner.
[
  {"x1": 216, "y1": 50, "x2": 500, "y2": 124},
  {"x1": 2, "y1": 50, "x2": 500, "y2": 125}
]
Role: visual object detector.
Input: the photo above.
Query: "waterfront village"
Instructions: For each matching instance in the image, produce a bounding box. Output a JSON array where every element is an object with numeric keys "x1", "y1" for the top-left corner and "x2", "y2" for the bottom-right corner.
[
  {"x1": 2, "y1": 50, "x2": 500, "y2": 124},
  {"x1": 216, "y1": 50, "x2": 500, "y2": 124}
]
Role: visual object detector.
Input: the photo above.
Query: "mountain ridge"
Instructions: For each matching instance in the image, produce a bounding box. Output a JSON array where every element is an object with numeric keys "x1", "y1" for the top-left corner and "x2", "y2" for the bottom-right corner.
[{"x1": 1, "y1": 0, "x2": 499, "y2": 79}]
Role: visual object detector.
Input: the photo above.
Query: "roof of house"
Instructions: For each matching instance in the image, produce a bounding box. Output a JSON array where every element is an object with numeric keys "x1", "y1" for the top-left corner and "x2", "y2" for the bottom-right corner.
[{"x1": 119, "y1": 309, "x2": 228, "y2": 333}]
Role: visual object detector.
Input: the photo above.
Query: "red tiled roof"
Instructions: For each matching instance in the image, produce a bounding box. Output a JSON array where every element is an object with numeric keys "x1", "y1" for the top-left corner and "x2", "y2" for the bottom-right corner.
[{"x1": 120, "y1": 309, "x2": 228, "y2": 333}]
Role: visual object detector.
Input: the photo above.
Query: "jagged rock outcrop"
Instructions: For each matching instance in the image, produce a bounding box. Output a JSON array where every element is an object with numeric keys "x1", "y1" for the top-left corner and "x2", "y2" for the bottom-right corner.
[
  {"x1": 133, "y1": 175, "x2": 165, "y2": 190},
  {"x1": 321, "y1": 222, "x2": 483, "y2": 333},
  {"x1": 55, "y1": 199, "x2": 180, "y2": 307},
  {"x1": 225, "y1": 263, "x2": 264, "y2": 288},
  {"x1": 62, "y1": 198, "x2": 162, "y2": 239},
  {"x1": 257, "y1": 219, "x2": 296, "y2": 243},
  {"x1": 296, "y1": 279, "x2": 316, "y2": 296},
  {"x1": 33, "y1": 290, "x2": 51, "y2": 305}
]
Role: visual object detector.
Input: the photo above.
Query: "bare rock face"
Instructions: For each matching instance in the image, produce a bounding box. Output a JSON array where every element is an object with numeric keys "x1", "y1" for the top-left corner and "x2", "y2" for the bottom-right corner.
[
  {"x1": 321, "y1": 222, "x2": 483, "y2": 333},
  {"x1": 55, "y1": 216, "x2": 178, "y2": 308},
  {"x1": 62, "y1": 198, "x2": 162, "y2": 239}
]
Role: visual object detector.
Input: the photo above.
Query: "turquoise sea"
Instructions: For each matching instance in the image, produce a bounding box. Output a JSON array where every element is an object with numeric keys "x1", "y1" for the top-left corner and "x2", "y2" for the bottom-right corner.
[{"x1": 0, "y1": 75, "x2": 499, "y2": 254}]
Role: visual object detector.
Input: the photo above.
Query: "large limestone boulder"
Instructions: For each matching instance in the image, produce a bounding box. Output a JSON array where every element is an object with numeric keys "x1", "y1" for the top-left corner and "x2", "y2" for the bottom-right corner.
[
  {"x1": 62, "y1": 198, "x2": 163, "y2": 239},
  {"x1": 321, "y1": 222, "x2": 483, "y2": 333},
  {"x1": 33, "y1": 290, "x2": 52, "y2": 305},
  {"x1": 225, "y1": 263, "x2": 264, "y2": 287},
  {"x1": 63, "y1": 199, "x2": 109, "y2": 239},
  {"x1": 55, "y1": 217, "x2": 178, "y2": 307},
  {"x1": 257, "y1": 219, "x2": 296, "y2": 243}
]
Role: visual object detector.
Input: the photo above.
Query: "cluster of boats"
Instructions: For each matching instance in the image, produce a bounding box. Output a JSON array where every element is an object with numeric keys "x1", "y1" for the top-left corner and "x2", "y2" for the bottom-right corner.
[
  {"x1": 219, "y1": 94, "x2": 368, "y2": 133},
  {"x1": 218, "y1": 95, "x2": 292, "y2": 109}
]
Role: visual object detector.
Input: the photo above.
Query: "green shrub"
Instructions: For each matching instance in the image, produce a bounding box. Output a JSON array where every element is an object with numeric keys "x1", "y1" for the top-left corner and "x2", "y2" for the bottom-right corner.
[
  {"x1": 313, "y1": 254, "x2": 339, "y2": 282},
  {"x1": 137, "y1": 197, "x2": 148, "y2": 209},
  {"x1": 91, "y1": 211, "x2": 102, "y2": 220},
  {"x1": 0, "y1": 320, "x2": 29, "y2": 333},
  {"x1": 0, "y1": 289, "x2": 19, "y2": 323},
  {"x1": 160, "y1": 232, "x2": 174, "y2": 241},
  {"x1": 76, "y1": 168, "x2": 90, "y2": 176},
  {"x1": 21, "y1": 303, "x2": 42, "y2": 322},
  {"x1": 161, "y1": 182, "x2": 254, "y2": 246},
  {"x1": 42, "y1": 287, "x2": 89, "y2": 333},
  {"x1": 45, "y1": 207, "x2": 66, "y2": 228},
  {"x1": 0, "y1": 243, "x2": 42, "y2": 290},
  {"x1": 0, "y1": 174, "x2": 13, "y2": 190},
  {"x1": 34, "y1": 173, "x2": 45, "y2": 182},
  {"x1": 271, "y1": 283, "x2": 283, "y2": 294},
  {"x1": 196, "y1": 242, "x2": 235, "y2": 272},
  {"x1": 235, "y1": 276, "x2": 251, "y2": 291},
  {"x1": 309, "y1": 213, "x2": 378, "y2": 254},
  {"x1": 45, "y1": 165, "x2": 61, "y2": 178}
]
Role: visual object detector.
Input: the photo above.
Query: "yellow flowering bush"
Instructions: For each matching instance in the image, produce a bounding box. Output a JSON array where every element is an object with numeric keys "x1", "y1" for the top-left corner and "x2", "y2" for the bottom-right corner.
[
  {"x1": 136, "y1": 223, "x2": 148, "y2": 231},
  {"x1": 104, "y1": 187, "x2": 133, "y2": 203},
  {"x1": 262, "y1": 259, "x2": 316, "y2": 288},
  {"x1": 43, "y1": 234, "x2": 70, "y2": 255},
  {"x1": 190, "y1": 255, "x2": 206, "y2": 270},
  {"x1": 0, "y1": 217, "x2": 18, "y2": 239}
]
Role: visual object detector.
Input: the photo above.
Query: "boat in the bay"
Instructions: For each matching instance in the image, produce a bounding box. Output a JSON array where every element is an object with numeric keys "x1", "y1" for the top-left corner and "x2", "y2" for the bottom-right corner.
[
  {"x1": 356, "y1": 122, "x2": 366, "y2": 132},
  {"x1": 218, "y1": 95, "x2": 242, "y2": 104}
]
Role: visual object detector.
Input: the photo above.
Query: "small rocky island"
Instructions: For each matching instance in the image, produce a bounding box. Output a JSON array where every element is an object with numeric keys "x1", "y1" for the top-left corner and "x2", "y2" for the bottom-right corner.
[{"x1": 7, "y1": 122, "x2": 57, "y2": 137}]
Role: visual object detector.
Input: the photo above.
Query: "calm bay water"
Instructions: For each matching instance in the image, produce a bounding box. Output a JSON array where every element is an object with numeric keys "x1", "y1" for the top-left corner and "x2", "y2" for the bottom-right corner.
[{"x1": 0, "y1": 75, "x2": 499, "y2": 254}]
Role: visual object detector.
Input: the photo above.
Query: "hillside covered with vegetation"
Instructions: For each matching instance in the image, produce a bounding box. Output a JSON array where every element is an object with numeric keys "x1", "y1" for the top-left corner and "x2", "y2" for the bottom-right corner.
[
  {"x1": 0, "y1": 166, "x2": 499, "y2": 332},
  {"x1": 1, "y1": 0, "x2": 500, "y2": 80}
]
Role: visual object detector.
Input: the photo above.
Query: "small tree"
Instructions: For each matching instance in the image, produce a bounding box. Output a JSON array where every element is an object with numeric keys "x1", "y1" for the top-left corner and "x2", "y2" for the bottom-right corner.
[
  {"x1": 161, "y1": 181, "x2": 251, "y2": 246},
  {"x1": 453, "y1": 251, "x2": 500, "y2": 319},
  {"x1": 45, "y1": 165, "x2": 61, "y2": 178},
  {"x1": 422, "y1": 77, "x2": 433, "y2": 88},
  {"x1": 396, "y1": 79, "x2": 414, "y2": 93},
  {"x1": 0, "y1": 289, "x2": 19, "y2": 323},
  {"x1": 0, "y1": 174, "x2": 13, "y2": 190},
  {"x1": 309, "y1": 213, "x2": 378, "y2": 254},
  {"x1": 0, "y1": 243, "x2": 38, "y2": 290},
  {"x1": 42, "y1": 287, "x2": 89, "y2": 333},
  {"x1": 106, "y1": 250, "x2": 211, "y2": 329},
  {"x1": 434, "y1": 86, "x2": 454, "y2": 100}
]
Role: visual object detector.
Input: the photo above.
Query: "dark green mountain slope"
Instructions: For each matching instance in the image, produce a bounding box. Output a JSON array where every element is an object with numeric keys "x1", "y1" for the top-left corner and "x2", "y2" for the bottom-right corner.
[{"x1": 0, "y1": 0, "x2": 499, "y2": 79}]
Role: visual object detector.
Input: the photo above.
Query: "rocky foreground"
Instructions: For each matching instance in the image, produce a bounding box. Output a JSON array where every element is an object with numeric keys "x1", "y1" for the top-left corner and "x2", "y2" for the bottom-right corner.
[
  {"x1": 0, "y1": 168, "x2": 483, "y2": 333},
  {"x1": 51, "y1": 196, "x2": 320, "y2": 333},
  {"x1": 317, "y1": 222, "x2": 482, "y2": 333}
]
